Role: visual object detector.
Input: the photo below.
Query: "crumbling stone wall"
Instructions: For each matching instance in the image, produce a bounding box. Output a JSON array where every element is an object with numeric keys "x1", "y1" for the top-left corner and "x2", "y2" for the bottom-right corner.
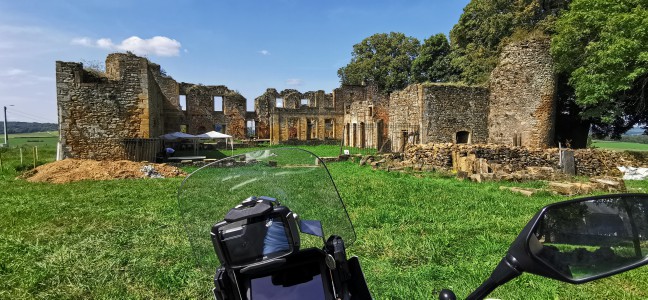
[
  {"x1": 57, "y1": 53, "x2": 166, "y2": 160},
  {"x1": 338, "y1": 84, "x2": 389, "y2": 149},
  {"x1": 404, "y1": 143, "x2": 644, "y2": 177},
  {"x1": 388, "y1": 84, "x2": 424, "y2": 152},
  {"x1": 149, "y1": 64, "x2": 183, "y2": 134},
  {"x1": 179, "y1": 84, "x2": 246, "y2": 137},
  {"x1": 488, "y1": 38, "x2": 557, "y2": 148},
  {"x1": 388, "y1": 83, "x2": 489, "y2": 152},
  {"x1": 256, "y1": 89, "x2": 342, "y2": 144},
  {"x1": 422, "y1": 84, "x2": 489, "y2": 144}
]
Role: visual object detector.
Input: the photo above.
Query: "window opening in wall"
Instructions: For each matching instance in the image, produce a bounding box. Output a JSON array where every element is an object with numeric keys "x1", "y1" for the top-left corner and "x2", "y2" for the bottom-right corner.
[
  {"x1": 325, "y1": 119, "x2": 333, "y2": 139},
  {"x1": 276, "y1": 98, "x2": 284, "y2": 108},
  {"x1": 215, "y1": 124, "x2": 223, "y2": 133},
  {"x1": 300, "y1": 99, "x2": 309, "y2": 106},
  {"x1": 345, "y1": 105, "x2": 351, "y2": 114},
  {"x1": 456, "y1": 131, "x2": 470, "y2": 144},
  {"x1": 214, "y1": 96, "x2": 223, "y2": 112},
  {"x1": 180, "y1": 124, "x2": 187, "y2": 133},
  {"x1": 246, "y1": 120, "x2": 256, "y2": 138},
  {"x1": 179, "y1": 95, "x2": 187, "y2": 111},
  {"x1": 368, "y1": 106, "x2": 373, "y2": 117},
  {"x1": 307, "y1": 119, "x2": 314, "y2": 140}
]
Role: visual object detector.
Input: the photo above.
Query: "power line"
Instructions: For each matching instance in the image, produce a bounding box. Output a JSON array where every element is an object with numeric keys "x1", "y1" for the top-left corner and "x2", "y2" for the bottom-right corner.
[{"x1": 8, "y1": 109, "x2": 57, "y2": 123}]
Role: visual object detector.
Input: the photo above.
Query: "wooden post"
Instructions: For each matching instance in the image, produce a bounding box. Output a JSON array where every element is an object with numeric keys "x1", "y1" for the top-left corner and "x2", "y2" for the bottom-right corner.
[
  {"x1": 20, "y1": 147, "x2": 23, "y2": 165},
  {"x1": 35, "y1": 146, "x2": 38, "y2": 161},
  {"x1": 33, "y1": 146, "x2": 36, "y2": 168}
]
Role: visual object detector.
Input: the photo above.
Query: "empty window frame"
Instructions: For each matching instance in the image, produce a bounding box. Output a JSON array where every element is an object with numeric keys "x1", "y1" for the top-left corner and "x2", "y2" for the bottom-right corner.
[
  {"x1": 214, "y1": 96, "x2": 223, "y2": 112},
  {"x1": 179, "y1": 95, "x2": 187, "y2": 111},
  {"x1": 300, "y1": 98, "x2": 309, "y2": 106},
  {"x1": 456, "y1": 131, "x2": 470, "y2": 144},
  {"x1": 276, "y1": 98, "x2": 284, "y2": 108},
  {"x1": 246, "y1": 120, "x2": 256, "y2": 137}
]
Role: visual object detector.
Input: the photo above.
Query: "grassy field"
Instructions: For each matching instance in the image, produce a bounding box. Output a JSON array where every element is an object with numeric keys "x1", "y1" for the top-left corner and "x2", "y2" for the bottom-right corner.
[
  {"x1": 3, "y1": 136, "x2": 648, "y2": 299},
  {"x1": 592, "y1": 140, "x2": 648, "y2": 151}
]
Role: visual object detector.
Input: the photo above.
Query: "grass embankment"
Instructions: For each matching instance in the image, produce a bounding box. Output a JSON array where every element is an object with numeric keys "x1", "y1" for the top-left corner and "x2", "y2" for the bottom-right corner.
[
  {"x1": 592, "y1": 140, "x2": 648, "y2": 152},
  {"x1": 3, "y1": 135, "x2": 648, "y2": 298}
]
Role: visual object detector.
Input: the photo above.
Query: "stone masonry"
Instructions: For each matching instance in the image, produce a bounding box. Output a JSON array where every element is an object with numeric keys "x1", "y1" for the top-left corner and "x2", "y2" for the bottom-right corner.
[
  {"x1": 388, "y1": 83, "x2": 489, "y2": 152},
  {"x1": 57, "y1": 38, "x2": 559, "y2": 160},
  {"x1": 488, "y1": 39, "x2": 557, "y2": 148}
]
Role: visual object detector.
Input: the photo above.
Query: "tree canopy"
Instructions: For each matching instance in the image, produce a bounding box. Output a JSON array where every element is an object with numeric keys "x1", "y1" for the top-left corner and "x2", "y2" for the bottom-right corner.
[
  {"x1": 449, "y1": 0, "x2": 569, "y2": 85},
  {"x1": 411, "y1": 34, "x2": 456, "y2": 83},
  {"x1": 552, "y1": 0, "x2": 648, "y2": 137},
  {"x1": 337, "y1": 32, "x2": 420, "y2": 93}
]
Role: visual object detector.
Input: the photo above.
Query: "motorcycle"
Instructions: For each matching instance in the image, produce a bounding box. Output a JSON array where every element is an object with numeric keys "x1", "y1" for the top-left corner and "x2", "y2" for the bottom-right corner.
[{"x1": 178, "y1": 148, "x2": 648, "y2": 300}]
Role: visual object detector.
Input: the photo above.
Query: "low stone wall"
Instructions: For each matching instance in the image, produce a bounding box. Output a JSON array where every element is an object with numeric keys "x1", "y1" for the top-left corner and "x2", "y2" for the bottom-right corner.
[{"x1": 404, "y1": 143, "x2": 645, "y2": 177}]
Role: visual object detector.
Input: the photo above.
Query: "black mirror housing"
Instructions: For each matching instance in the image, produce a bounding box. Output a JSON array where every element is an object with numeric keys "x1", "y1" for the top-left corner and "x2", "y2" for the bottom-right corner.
[{"x1": 508, "y1": 193, "x2": 648, "y2": 284}]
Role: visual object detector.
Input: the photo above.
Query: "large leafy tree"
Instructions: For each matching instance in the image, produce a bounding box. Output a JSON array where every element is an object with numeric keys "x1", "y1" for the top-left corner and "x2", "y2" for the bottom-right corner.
[
  {"x1": 552, "y1": 0, "x2": 648, "y2": 138},
  {"x1": 337, "y1": 32, "x2": 420, "y2": 93},
  {"x1": 450, "y1": 0, "x2": 569, "y2": 85},
  {"x1": 411, "y1": 33, "x2": 457, "y2": 83}
]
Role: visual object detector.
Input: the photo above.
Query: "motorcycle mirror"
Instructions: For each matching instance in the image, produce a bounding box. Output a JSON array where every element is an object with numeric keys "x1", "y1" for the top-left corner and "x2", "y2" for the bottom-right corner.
[
  {"x1": 522, "y1": 193, "x2": 648, "y2": 283},
  {"x1": 461, "y1": 194, "x2": 648, "y2": 300}
]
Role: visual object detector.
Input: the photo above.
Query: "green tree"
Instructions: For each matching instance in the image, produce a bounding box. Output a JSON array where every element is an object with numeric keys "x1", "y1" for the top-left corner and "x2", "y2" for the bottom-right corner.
[
  {"x1": 337, "y1": 32, "x2": 420, "y2": 93},
  {"x1": 450, "y1": 0, "x2": 569, "y2": 85},
  {"x1": 552, "y1": 0, "x2": 648, "y2": 138},
  {"x1": 411, "y1": 33, "x2": 456, "y2": 83}
]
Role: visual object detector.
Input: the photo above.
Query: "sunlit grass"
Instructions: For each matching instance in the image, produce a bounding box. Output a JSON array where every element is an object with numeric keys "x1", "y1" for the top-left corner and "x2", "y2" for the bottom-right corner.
[{"x1": 3, "y1": 141, "x2": 648, "y2": 299}]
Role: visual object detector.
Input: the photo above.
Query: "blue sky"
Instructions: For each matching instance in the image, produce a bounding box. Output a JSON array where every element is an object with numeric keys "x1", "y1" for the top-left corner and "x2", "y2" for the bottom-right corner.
[{"x1": 0, "y1": 0, "x2": 470, "y2": 123}]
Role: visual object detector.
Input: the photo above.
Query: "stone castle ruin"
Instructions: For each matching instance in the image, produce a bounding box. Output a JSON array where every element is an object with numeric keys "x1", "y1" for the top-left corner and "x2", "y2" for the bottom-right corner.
[{"x1": 56, "y1": 38, "x2": 557, "y2": 161}]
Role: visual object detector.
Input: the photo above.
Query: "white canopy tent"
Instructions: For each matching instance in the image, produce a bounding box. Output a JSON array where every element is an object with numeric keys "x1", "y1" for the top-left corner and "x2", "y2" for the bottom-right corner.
[
  {"x1": 197, "y1": 131, "x2": 234, "y2": 153},
  {"x1": 160, "y1": 132, "x2": 199, "y2": 140}
]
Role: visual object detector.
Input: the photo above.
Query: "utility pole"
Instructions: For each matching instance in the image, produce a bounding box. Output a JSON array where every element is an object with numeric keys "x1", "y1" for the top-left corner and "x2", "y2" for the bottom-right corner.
[
  {"x1": 3, "y1": 105, "x2": 13, "y2": 147},
  {"x1": 3, "y1": 106, "x2": 7, "y2": 147}
]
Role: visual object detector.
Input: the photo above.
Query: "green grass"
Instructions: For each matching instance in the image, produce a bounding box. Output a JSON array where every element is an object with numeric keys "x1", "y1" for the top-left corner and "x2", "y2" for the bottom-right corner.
[
  {"x1": 174, "y1": 144, "x2": 376, "y2": 160},
  {"x1": 3, "y1": 140, "x2": 648, "y2": 299},
  {"x1": 592, "y1": 140, "x2": 648, "y2": 151}
]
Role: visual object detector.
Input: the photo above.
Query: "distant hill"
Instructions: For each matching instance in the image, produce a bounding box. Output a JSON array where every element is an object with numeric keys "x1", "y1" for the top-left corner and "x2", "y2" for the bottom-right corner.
[
  {"x1": 0, "y1": 122, "x2": 58, "y2": 134},
  {"x1": 625, "y1": 127, "x2": 644, "y2": 136}
]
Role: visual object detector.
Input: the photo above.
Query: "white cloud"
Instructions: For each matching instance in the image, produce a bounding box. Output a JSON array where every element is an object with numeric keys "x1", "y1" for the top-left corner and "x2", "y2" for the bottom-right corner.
[
  {"x1": 286, "y1": 78, "x2": 303, "y2": 86},
  {"x1": 71, "y1": 37, "x2": 93, "y2": 47},
  {"x1": 258, "y1": 50, "x2": 270, "y2": 56},
  {"x1": 0, "y1": 68, "x2": 29, "y2": 77},
  {"x1": 71, "y1": 36, "x2": 182, "y2": 57}
]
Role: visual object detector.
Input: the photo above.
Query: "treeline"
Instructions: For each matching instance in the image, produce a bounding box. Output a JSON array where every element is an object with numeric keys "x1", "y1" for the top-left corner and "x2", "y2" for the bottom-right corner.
[
  {"x1": 338, "y1": 0, "x2": 648, "y2": 145},
  {"x1": 0, "y1": 122, "x2": 58, "y2": 134}
]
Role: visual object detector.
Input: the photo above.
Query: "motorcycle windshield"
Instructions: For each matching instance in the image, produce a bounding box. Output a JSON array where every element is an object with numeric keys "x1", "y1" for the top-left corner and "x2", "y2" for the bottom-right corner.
[{"x1": 178, "y1": 148, "x2": 356, "y2": 274}]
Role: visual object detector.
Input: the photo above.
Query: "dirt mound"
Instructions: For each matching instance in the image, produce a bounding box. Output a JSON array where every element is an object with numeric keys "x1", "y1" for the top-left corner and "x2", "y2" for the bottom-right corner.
[{"x1": 23, "y1": 159, "x2": 187, "y2": 184}]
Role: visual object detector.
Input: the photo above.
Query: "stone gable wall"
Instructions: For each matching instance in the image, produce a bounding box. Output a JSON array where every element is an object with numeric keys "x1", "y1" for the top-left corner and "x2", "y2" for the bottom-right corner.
[
  {"x1": 422, "y1": 84, "x2": 489, "y2": 144},
  {"x1": 56, "y1": 53, "x2": 162, "y2": 160}
]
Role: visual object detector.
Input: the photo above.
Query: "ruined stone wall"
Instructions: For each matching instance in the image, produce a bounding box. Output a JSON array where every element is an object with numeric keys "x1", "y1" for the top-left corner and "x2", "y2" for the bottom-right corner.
[
  {"x1": 422, "y1": 84, "x2": 489, "y2": 144},
  {"x1": 405, "y1": 143, "x2": 642, "y2": 177},
  {"x1": 488, "y1": 38, "x2": 557, "y2": 148},
  {"x1": 388, "y1": 84, "x2": 424, "y2": 152},
  {"x1": 179, "y1": 84, "x2": 246, "y2": 138},
  {"x1": 257, "y1": 89, "x2": 341, "y2": 144},
  {"x1": 337, "y1": 84, "x2": 388, "y2": 149},
  {"x1": 150, "y1": 64, "x2": 183, "y2": 133},
  {"x1": 57, "y1": 53, "x2": 157, "y2": 160}
]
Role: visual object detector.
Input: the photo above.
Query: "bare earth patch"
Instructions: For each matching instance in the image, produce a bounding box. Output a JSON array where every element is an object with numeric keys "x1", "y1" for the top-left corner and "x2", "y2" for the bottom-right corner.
[{"x1": 23, "y1": 159, "x2": 187, "y2": 183}]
